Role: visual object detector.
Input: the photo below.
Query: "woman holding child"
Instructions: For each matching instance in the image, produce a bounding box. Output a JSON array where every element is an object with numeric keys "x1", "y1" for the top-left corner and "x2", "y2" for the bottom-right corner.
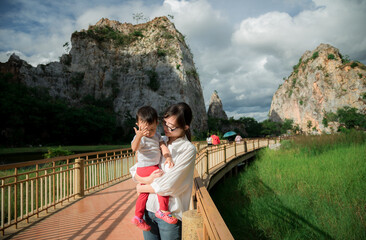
[{"x1": 130, "y1": 102, "x2": 196, "y2": 240}]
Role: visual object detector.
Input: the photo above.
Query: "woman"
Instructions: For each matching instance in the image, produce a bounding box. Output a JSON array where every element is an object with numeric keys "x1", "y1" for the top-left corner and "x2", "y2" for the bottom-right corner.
[{"x1": 130, "y1": 102, "x2": 197, "y2": 240}]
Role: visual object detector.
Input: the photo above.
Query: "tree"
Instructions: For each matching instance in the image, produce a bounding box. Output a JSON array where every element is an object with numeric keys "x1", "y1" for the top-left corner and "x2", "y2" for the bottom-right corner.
[
  {"x1": 281, "y1": 118, "x2": 294, "y2": 134},
  {"x1": 238, "y1": 117, "x2": 261, "y2": 137},
  {"x1": 336, "y1": 106, "x2": 366, "y2": 129},
  {"x1": 261, "y1": 119, "x2": 281, "y2": 136},
  {"x1": 133, "y1": 13, "x2": 144, "y2": 24}
]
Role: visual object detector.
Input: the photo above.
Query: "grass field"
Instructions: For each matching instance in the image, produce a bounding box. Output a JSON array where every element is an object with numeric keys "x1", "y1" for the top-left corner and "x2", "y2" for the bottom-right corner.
[
  {"x1": 211, "y1": 131, "x2": 366, "y2": 240},
  {"x1": 0, "y1": 144, "x2": 131, "y2": 155}
]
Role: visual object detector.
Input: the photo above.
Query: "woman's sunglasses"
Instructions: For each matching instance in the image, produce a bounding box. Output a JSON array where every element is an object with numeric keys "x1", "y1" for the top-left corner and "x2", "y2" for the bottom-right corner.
[{"x1": 162, "y1": 120, "x2": 179, "y2": 132}]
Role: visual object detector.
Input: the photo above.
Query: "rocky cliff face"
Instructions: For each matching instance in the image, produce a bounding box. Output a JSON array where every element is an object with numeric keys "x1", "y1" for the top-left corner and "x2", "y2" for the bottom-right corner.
[
  {"x1": 0, "y1": 17, "x2": 207, "y2": 133},
  {"x1": 207, "y1": 91, "x2": 228, "y2": 120},
  {"x1": 269, "y1": 43, "x2": 366, "y2": 133}
]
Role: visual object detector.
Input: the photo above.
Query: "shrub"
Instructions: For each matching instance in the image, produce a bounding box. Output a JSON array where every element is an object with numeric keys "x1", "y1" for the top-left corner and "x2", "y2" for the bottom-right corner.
[
  {"x1": 362, "y1": 92, "x2": 366, "y2": 99},
  {"x1": 133, "y1": 30, "x2": 143, "y2": 37},
  {"x1": 43, "y1": 146, "x2": 74, "y2": 159},
  {"x1": 307, "y1": 120, "x2": 312, "y2": 130},
  {"x1": 84, "y1": 26, "x2": 140, "y2": 47},
  {"x1": 327, "y1": 54, "x2": 335, "y2": 60},
  {"x1": 340, "y1": 54, "x2": 350, "y2": 64},
  {"x1": 311, "y1": 51, "x2": 319, "y2": 60},
  {"x1": 157, "y1": 48, "x2": 167, "y2": 57},
  {"x1": 322, "y1": 117, "x2": 328, "y2": 127},
  {"x1": 351, "y1": 62, "x2": 358, "y2": 68},
  {"x1": 288, "y1": 89, "x2": 293, "y2": 97},
  {"x1": 162, "y1": 32, "x2": 174, "y2": 39},
  {"x1": 186, "y1": 69, "x2": 199, "y2": 80},
  {"x1": 358, "y1": 73, "x2": 363, "y2": 78},
  {"x1": 292, "y1": 78, "x2": 297, "y2": 88},
  {"x1": 292, "y1": 58, "x2": 302, "y2": 74}
]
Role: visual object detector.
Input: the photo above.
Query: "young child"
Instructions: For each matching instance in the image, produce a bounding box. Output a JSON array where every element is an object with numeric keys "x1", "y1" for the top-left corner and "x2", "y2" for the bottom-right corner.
[{"x1": 131, "y1": 106, "x2": 178, "y2": 231}]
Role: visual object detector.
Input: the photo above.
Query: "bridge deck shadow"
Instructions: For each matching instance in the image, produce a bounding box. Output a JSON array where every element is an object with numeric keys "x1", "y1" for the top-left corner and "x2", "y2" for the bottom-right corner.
[{"x1": 5, "y1": 179, "x2": 143, "y2": 240}]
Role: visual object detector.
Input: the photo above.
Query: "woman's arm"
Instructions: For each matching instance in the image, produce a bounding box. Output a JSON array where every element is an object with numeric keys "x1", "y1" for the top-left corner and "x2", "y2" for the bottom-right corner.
[
  {"x1": 136, "y1": 183, "x2": 155, "y2": 194},
  {"x1": 150, "y1": 144, "x2": 196, "y2": 196}
]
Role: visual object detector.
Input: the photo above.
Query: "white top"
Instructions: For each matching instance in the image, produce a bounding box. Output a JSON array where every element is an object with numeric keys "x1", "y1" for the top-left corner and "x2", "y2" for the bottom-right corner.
[
  {"x1": 130, "y1": 135, "x2": 197, "y2": 220},
  {"x1": 132, "y1": 132, "x2": 163, "y2": 168},
  {"x1": 206, "y1": 136, "x2": 212, "y2": 144}
]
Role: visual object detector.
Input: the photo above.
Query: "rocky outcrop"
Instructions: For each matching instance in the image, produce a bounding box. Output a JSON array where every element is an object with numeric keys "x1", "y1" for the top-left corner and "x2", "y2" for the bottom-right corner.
[
  {"x1": 0, "y1": 17, "x2": 207, "y2": 133},
  {"x1": 207, "y1": 91, "x2": 228, "y2": 120},
  {"x1": 269, "y1": 43, "x2": 366, "y2": 133}
]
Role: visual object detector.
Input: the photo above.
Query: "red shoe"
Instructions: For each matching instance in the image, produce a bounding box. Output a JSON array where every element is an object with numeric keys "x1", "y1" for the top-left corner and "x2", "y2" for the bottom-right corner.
[
  {"x1": 155, "y1": 210, "x2": 178, "y2": 224},
  {"x1": 131, "y1": 216, "x2": 151, "y2": 231}
]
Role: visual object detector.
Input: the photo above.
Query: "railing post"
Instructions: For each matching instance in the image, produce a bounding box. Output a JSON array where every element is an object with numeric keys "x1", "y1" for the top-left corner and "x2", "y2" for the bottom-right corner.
[
  {"x1": 1, "y1": 179, "x2": 4, "y2": 235},
  {"x1": 114, "y1": 152, "x2": 116, "y2": 182},
  {"x1": 53, "y1": 162, "x2": 56, "y2": 209},
  {"x1": 224, "y1": 145, "x2": 227, "y2": 163},
  {"x1": 14, "y1": 168, "x2": 18, "y2": 229},
  {"x1": 234, "y1": 142, "x2": 237, "y2": 156},
  {"x1": 75, "y1": 158, "x2": 84, "y2": 197},
  {"x1": 206, "y1": 149, "x2": 209, "y2": 176},
  {"x1": 36, "y1": 164, "x2": 39, "y2": 217},
  {"x1": 244, "y1": 141, "x2": 247, "y2": 152}
]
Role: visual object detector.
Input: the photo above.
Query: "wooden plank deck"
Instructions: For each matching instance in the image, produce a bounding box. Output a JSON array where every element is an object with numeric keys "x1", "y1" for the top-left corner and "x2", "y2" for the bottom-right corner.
[{"x1": 5, "y1": 179, "x2": 143, "y2": 240}]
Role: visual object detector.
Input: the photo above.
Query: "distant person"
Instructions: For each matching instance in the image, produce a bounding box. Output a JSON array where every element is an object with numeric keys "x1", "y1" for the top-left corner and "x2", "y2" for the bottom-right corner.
[
  {"x1": 211, "y1": 134, "x2": 220, "y2": 145},
  {"x1": 206, "y1": 133, "x2": 212, "y2": 146},
  {"x1": 130, "y1": 106, "x2": 177, "y2": 232},
  {"x1": 235, "y1": 134, "x2": 242, "y2": 143}
]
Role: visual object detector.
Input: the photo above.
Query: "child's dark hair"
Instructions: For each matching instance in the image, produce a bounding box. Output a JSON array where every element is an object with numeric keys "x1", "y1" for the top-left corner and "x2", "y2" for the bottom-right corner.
[
  {"x1": 136, "y1": 106, "x2": 158, "y2": 124},
  {"x1": 163, "y1": 102, "x2": 193, "y2": 141}
]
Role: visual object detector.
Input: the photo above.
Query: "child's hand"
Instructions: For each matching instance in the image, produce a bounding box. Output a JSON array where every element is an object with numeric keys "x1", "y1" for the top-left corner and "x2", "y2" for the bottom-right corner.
[
  {"x1": 133, "y1": 123, "x2": 149, "y2": 138},
  {"x1": 164, "y1": 158, "x2": 174, "y2": 168}
]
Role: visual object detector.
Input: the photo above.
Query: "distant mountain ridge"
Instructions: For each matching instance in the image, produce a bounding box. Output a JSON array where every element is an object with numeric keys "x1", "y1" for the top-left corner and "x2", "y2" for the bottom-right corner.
[
  {"x1": 0, "y1": 16, "x2": 208, "y2": 135},
  {"x1": 269, "y1": 43, "x2": 366, "y2": 133}
]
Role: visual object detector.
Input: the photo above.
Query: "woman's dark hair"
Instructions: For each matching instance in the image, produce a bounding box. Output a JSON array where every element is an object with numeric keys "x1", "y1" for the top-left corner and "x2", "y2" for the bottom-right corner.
[
  {"x1": 136, "y1": 106, "x2": 158, "y2": 124},
  {"x1": 164, "y1": 102, "x2": 193, "y2": 141}
]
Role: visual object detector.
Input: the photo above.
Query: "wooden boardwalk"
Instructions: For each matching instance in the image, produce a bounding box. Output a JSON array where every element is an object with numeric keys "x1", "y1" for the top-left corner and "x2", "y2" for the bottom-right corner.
[{"x1": 5, "y1": 179, "x2": 143, "y2": 240}]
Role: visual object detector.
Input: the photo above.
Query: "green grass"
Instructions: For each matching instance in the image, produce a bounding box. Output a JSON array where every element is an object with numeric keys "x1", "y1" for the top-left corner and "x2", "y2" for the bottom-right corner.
[
  {"x1": 0, "y1": 145, "x2": 130, "y2": 155},
  {"x1": 211, "y1": 131, "x2": 366, "y2": 240}
]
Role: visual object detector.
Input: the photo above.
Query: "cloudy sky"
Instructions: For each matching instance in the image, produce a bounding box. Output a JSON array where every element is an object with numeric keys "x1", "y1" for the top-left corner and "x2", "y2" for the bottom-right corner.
[{"x1": 1, "y1": 0, "x2": 366, "y2": 121}]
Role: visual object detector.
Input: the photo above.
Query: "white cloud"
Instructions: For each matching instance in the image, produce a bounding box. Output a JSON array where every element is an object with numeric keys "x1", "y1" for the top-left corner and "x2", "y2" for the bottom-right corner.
[
  {"x1": 1, "y1": 0, "x2": 365, "y2": 122},
  {"x1": 201, "y1": 0, "x2": 366, "y2": 120}
]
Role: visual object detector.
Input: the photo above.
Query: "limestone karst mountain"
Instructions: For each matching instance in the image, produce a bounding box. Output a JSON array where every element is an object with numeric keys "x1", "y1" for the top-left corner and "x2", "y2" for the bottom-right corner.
[
  {"x1": 207, "y1": 91, "x2": 228, "y2": 120},
  {"x1": 0, "y1": 16, "x2": 207, "y2": 134},
  {"x1": 269, "y1": 43, "x2": 366, "y2": 133}
]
